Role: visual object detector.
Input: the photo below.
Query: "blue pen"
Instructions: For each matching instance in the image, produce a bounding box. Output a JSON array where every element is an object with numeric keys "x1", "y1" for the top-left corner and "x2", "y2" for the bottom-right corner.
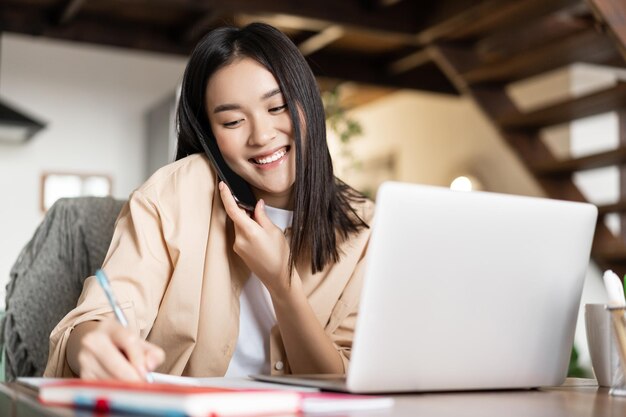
[{"x1": 95, "y1": 269, "x2": 155, "y2": 383}]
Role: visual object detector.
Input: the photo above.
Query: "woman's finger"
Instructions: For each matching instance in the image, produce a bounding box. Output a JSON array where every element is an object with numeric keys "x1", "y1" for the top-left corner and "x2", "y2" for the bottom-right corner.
[
  {"x1": 109, "y1": 329, "x2": 151, "y2": 380},
  {"x1": 97, "y1": 344, "x2": 144, "y2": 381},
  {"x1": 218, "y1": 182, "x2": 255, "y2": 227},
  {"x1": 88, "y1": 337, "x2": 143, "y2": 381},
  {"x1": 253, "y1": 199, "x2": 275, "y2": 231},
  {"x1": 80, "y1": 329, "x2": 142, "y2": 380},
  {"x1": 142, "y1": 341, "x2": 166, "y2": 372}
]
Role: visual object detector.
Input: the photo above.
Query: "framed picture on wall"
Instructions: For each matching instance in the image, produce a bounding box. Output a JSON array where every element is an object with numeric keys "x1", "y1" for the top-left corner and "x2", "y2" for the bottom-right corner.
[{"x1": 40, "y1": 172, "x2": 113, "y2": 212}]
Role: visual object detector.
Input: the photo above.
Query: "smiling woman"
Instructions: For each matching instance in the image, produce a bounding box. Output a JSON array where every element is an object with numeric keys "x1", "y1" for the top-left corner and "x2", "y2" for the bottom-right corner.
[{"x1": 44, "y1": 23, "x2": 374, "y2": 381}]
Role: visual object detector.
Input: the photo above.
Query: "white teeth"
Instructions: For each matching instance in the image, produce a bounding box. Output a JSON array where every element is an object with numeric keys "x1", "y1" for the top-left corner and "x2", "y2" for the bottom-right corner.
[{"x1": 254, "y1": 148, "x2": 287, "y2": 165}]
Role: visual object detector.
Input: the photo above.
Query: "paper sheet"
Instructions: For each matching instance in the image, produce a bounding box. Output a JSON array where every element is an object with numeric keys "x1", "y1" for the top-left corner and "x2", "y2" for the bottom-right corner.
[
  {"x1": 151, "y1": 373, "x2": 319, "y2": 392},
  {"x1": 18, "y1": 375, "x2": 318, "y2": 392}
]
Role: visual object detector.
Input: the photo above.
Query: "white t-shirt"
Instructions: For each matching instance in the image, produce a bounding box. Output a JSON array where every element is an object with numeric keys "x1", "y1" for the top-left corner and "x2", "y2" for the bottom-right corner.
[{"x1": 224, "y1": 205, "x2": 293, "y2": 377}]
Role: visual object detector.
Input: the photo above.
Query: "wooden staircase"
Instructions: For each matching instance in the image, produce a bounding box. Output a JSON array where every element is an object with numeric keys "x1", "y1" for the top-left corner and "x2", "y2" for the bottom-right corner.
[{"x1": 427, "y1": 0, "x2": 626, "y2": 276}]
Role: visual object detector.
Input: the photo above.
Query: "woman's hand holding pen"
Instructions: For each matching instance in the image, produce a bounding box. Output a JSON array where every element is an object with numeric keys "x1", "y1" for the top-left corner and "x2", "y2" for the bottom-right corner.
[
  {"x1": 74, "y1": 320, "x2": 165, "y2": 381},
  {"x1": 218, "y1": 182, "x2": 291, "y2": 297}
]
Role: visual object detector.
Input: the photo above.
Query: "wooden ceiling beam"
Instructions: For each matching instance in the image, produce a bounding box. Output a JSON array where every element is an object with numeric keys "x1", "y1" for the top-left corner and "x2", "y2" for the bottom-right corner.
[
  {"x1": 148, "y1": 0, "x2": 423, "y2": 35},
  {"x1": 55, "y1": 19, "x2": 187, "y2": 55},
  {"x1": 387, "y1": 49, "x2": 431, "y2": 75},
  {"x1": 0, "y1": 7, "x2": 188, "y2": 55},
  {"x1": 57, "y1": 0, "x2": 86, "y2": 25},
  {"x1": 587, "y1": 0, "x2": 626, "y2": 62},
  {"x1": 297, "y1": 25, "x2": 344, "y2": 57},
  {"x1": 0, "y1": 6, "x2": 48, "y2": 37},
  {"x1": 461, "y1": 28, "x2": 621, "y2": 85},
  {"x1": 0, "y1": 6, "x2": 456, "y2": 94},
  {"x1": 475, "y1": 9, "x2": 593, "y2": 62},
  {"x1": 236, "y1": 13, "x2": 331, "y2": 33},
  {"x1": 180, "y1": 10, "x2": 224, "y2": 44},
  {"x1": 416, "y1": 0, "x2": 585, "y2": 43},
  {"x1": 133, "y1": 0, "x2": 575, "y2": 43},
  {"x1": 308, "y1": 50, "x2": 458, "y2": 94}
]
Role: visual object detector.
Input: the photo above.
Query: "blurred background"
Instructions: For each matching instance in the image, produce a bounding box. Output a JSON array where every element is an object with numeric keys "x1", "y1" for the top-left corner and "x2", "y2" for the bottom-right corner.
[{"x1": 1, "y1": 0, "x2": 626, "y2": 376}]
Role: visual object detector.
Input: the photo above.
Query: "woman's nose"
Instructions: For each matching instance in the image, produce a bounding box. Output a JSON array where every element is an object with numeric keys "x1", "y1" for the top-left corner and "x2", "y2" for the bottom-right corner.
[{"x1": 248, "y1": 115, "x2": 276, "y2": 146}]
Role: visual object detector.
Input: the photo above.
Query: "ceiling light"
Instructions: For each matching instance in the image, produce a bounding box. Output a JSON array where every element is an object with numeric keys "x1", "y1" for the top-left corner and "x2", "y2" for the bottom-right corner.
[{"x1": 450, "y1": 175, "x2": 484, "y2": 192}]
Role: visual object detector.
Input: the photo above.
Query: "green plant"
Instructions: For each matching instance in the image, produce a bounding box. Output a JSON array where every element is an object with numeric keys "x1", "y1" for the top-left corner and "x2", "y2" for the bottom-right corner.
[
  {"x1": 322, "y1": 86, "x2": 364, "y2": 174},
  {"x1": 323, "y1": 87, "x2": 363, "y2": 145},
  {"x1": 568, "y1": 345, "x2": 591, "y2": 378}
]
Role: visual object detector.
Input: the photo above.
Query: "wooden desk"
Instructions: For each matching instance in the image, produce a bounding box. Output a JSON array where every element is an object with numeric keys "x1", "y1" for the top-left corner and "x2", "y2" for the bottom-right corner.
[
  {"x1": 0, "y1": 382, "x2": 73, "y2": 417},
  {"x1": 1, "y1": 379, "x2": 626, "y2": 417}
]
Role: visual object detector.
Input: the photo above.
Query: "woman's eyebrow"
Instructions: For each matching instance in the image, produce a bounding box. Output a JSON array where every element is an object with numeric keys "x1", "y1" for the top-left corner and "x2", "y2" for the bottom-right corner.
[
  {"x1": 213, "y1": 88, "x2": 282, "y2": 114},
  {"x1": 213, "y1": 103, "x2": 240, "y2": 113},
  {"x1": 261, "y1": 88, "x2": 282, "y2": 100}
]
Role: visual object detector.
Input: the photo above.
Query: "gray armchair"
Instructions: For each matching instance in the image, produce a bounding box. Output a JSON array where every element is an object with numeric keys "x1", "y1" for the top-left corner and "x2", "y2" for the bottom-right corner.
[{"x1": 0, "y1": 196, "x2": 125, "y2": 381}]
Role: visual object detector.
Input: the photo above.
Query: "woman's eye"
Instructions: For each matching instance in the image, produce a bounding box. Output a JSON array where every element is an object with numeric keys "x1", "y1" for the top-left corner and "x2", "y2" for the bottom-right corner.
[
  {"x1": 223, "y1": 119, "x2": 243, "y2": 128},
  {"x1": 269, "y1": 104, "x2": 287, "y2": 114}
]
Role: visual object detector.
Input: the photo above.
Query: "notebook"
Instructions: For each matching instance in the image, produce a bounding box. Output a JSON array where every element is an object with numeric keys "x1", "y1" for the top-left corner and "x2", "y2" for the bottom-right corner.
[
  {"x1": 36, "y1": 379, "x2": 393, "y2": 415},
  {"x1": 253, "y1": 181, "x2": 597, "y2": 393},
  {"x1": 38, "y1": 380, "x2": 300, "y2": 416}
]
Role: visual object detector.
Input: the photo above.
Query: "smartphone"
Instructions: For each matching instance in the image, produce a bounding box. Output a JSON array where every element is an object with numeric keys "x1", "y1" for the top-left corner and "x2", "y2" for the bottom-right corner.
[{"x1": 198, "y1": 136, "x2": 257, "y2": 212}]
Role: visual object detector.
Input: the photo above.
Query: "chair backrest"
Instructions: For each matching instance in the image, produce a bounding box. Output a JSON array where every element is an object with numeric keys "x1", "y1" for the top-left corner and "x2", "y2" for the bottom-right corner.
[{"x1": 0, "y1": 196, "x2": 126, "y2": 381}]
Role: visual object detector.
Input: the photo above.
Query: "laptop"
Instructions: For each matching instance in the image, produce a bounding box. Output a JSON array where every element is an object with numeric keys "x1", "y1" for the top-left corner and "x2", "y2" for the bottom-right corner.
[{"x1": 253, "y1": 181, "x2": 598, "y2": 393}]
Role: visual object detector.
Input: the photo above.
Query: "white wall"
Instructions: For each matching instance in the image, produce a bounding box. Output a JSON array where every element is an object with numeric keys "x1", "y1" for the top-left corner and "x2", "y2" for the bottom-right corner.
[
  {"x1": 337, "y1": 90, "x2": 544, "y2": 197},
  {"x1": 0, "y1": 34, "x2": 187, "y2": 305}
]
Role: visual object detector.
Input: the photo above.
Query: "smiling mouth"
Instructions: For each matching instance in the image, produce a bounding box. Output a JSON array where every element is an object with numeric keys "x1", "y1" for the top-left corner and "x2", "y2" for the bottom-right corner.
[{"x1": 250, "y1": 146, "x2": 290, "y2": 165}]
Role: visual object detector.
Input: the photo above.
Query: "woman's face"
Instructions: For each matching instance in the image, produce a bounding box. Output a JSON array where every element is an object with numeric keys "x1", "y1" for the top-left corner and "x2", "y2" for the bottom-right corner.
[{"x1": 205, "y1": 57, "x2": 296, "y2": 209}]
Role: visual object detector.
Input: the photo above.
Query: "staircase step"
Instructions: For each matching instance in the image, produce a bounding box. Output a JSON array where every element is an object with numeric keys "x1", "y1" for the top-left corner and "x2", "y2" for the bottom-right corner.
[
  {"x1": 531, "y1": 147, "x2": 626, "y2": 176},
  {"x1": 597, "y1": 201, "x2": 626, "y2": 215},
  {"x1": 461, "y1": 29, "x2": 621, "y2": 85},
  {"x1": 438, "y1": 0, "x2": 626, "y2": 277},
  {"x1": 587, "y1": 0, "x2": 626, "y2": 63},
  {"x1": 497, "y1": 82, "x2": 626, "y2": 130},
  {"x1": 473, "y1": 3, "x2": 593, "y2": 64},
  {"x1": 439, "y1": 0, "x2": 584, "y2": 42},
  {"x1": 593, "y1": 247, "x2": 626, "y2": 264}
]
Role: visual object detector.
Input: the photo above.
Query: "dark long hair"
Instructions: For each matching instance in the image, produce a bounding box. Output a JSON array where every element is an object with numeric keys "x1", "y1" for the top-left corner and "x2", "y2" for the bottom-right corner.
[{"x1": 176, "y1": 22, "x2": 368, "y2": 274}]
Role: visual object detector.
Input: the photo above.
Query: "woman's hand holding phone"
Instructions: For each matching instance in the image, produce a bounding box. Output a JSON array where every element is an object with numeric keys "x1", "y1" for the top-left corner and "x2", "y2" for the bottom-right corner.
[{"x1": 218, "y1": 181, "x2": 291, "y2": 297}]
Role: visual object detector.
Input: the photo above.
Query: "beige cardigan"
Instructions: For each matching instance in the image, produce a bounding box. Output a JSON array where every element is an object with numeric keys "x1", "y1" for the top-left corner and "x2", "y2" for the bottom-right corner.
[{"x1": 44, "y1": 154, "x2": 373, "y2": 378}]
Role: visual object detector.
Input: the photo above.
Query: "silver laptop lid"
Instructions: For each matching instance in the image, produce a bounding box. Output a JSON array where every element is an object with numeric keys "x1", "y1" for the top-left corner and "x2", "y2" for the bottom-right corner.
[{"x1": 348, "y1": 182, "x2": 597, "y2": 393}]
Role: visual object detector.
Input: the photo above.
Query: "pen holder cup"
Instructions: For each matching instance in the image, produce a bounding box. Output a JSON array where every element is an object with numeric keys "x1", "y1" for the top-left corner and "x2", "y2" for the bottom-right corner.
[
  {"x1": 585, "y1": 304, "x2": 626, "y2": 395},
  {"x1": 607, "y1": 306, "x2": 626, "y2": 396}
]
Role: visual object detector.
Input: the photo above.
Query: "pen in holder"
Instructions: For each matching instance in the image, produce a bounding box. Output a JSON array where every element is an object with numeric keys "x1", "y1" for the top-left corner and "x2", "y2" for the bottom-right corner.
[{"x1": 607, "y1": 305, "x2": 626, "y2": 396}]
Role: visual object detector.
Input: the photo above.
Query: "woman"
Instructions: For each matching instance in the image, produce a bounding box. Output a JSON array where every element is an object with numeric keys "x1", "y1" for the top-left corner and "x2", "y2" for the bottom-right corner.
[{"x1": 44, "y1": 22, "x2": 372, "y2": 381}]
